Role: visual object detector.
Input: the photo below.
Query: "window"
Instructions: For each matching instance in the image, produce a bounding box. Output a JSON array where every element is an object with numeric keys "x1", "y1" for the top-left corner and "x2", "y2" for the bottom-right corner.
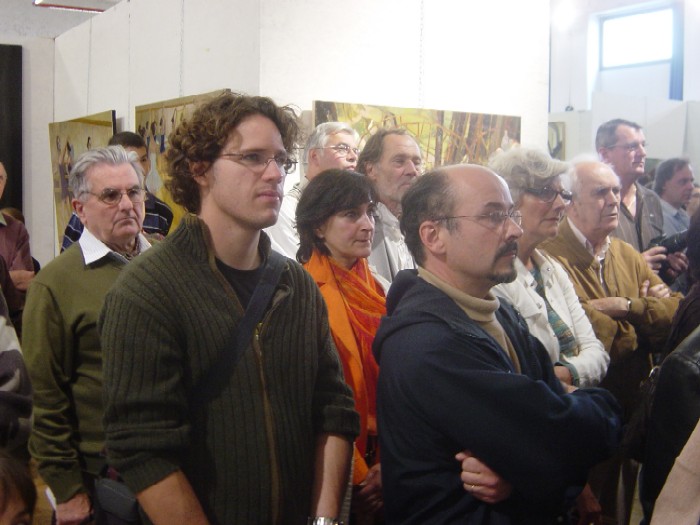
[{"x1": 600, "y1": 8, "x2": 673, "y2": 69}]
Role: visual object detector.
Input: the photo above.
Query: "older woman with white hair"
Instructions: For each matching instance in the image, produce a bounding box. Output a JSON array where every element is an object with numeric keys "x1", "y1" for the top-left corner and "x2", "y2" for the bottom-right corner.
[
  {"x1": 489, "y1": 149, "x2": 609, "y2": 387},
  {"x1": 490, "y1": 148, "x2": 610, "y2": 523}
]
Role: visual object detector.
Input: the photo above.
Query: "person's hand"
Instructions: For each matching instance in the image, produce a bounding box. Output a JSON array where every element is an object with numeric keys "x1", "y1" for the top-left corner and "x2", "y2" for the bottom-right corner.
[
  {"x1": 352, "y1": 463, "x2": 382, "y2": 515},
  {"x1": 9, "y1": 269, "x2": 34, "y2": 291},
  {"x1": 56, "y1": 492, "x2": 93, "y2": 525},
  {"x1": 666, "y1": 252, "x2": 689, "y2": 274},
  {"x1": 456, "y1": 451, "x2": 512, "y2": 504},
  {"x1": 641, "y1": 246, "x2": 667, "y2": 273},
  {"x1": 554, "y1": 365, "x2": 573, "y2": 386},
  {"x1": 647, "y1": 282, "x2": 671, "y2": 298},
  {"x1": 575, "y1": 484, "x2": 602, "y2": 525},
  {"x1": 588, "y1": 297, "x2": 629, "y2": 319}
]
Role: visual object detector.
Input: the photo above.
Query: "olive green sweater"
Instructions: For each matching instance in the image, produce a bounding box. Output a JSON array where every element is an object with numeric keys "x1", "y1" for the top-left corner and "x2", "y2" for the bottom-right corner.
[
  {"x1": 100, "y1": 216, "x2": 359, "y2": 525},
  {"x1": 23, "y1": 245, "x2": 126, "y2": 502}
]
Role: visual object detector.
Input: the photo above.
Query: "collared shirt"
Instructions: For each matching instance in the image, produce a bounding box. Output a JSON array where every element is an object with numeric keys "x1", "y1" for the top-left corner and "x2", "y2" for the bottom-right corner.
[
  {"x1": 265, "y1": 181, "x2": 304, "y2": 259},
  {"x1": 78, "y1": 228, "x2": 150, "y2": 265},
  {"x1": 568, "y1": 217, "x2": 610, "y2": 288},
  {"x1": 612, "y1": 182, "x2": 664, "y2": 252},
  {"x1": 61, "y1": 191, "x2": 173, "y2": 252},
  {"x1": 659, "y1": 198, "x2": 690, "y2": 236},
  {"x1": 368, "y1": 203, "x2": 415, "y2": 283}
]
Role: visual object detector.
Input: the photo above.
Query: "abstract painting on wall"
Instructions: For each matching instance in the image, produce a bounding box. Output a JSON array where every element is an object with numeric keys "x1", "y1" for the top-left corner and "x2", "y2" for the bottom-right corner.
[
  {"x1": 313, "y1": 100, "x2": 521, "y2": 170},
  {"x1": 48, "y1": 110, "x2": 116, "y2": 246}
]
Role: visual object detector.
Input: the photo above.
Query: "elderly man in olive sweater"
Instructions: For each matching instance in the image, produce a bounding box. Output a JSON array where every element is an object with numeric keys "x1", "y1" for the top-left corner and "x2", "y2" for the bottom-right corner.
[
  {"x1": 100, "y1": 92, "x2": 359, "y2": 525},
  {"x1": 23, "y1": 146, "x2": 150, "y2": 525}
]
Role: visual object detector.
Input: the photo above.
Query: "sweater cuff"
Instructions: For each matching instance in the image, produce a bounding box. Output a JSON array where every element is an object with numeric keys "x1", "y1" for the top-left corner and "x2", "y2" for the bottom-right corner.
[
  {"x1": 42, "y1": 465, "x2": 88, "y2": 504},
  {"x1": 118, "y1": 455, "x2": 181, "y2": 495},
  {"x1": 316, "y1": 405, "x2": 360, "y2": 442}
]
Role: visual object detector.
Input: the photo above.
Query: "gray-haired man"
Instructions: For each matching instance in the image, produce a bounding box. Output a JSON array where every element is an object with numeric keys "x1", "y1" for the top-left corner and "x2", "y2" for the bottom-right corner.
[
  {"x1": 23, "y1": 146, "x2": 150, "y2": 525},
  {"x1": 266, "y1": 121, "x2": 359, "y2": 257}
]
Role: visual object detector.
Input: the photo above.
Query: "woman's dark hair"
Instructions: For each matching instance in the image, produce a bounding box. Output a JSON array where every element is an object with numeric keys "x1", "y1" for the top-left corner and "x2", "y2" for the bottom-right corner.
[
  {"x1": 295, "y1": 169, "x2": 378, "y2": 264},
  {"x1": 0, "y1": 451, "x2": 36, "y2": 518}
]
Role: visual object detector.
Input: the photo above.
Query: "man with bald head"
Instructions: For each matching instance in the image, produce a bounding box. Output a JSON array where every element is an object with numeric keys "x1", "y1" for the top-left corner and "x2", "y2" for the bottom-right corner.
[
  {"x1": 542, "y1": 160, "x2": 682, "y2": 525},
  {"x1": 266, "y1": 121, "x2": 359, "y2": 257},
  {"x1": 374, "y1": 164, "x2": 621, "y2": 524}
]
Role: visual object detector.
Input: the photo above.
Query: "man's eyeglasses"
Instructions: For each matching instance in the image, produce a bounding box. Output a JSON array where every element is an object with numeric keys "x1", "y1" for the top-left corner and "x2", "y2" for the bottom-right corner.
[
  {"x1": 84, "y1": 187, "x2": 146, "y2": 206},
  {"x1": 523, "y1": 186, "x2": 572, "y2": 203},
  {"x1": 218, "y1": 152, "x2": 297, "y2": 175},
  {"x1": 607, "y1": 141, "x2": 647, "y2": 152},
  {"x1": 322, "y1": 144, "x2": 360, "y2": 157},
  {"x1": 434, "y1": 210, "x2": 523, "y2": 230}
]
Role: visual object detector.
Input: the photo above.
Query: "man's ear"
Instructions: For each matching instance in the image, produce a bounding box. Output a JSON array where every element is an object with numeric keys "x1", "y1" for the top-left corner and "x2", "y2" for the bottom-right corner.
[
  {"x1": 598, "y1": 147, "x2": 610, "y2": 163},
  {"x1": 419, "y1": 220, "x2": 446, "y2": 257},
  {"x1": 72, "y1": 198, "x2": 87, "y2": 226},
  {"x1": 364, "y1": 162, "x2": 377, "y2": 181},
  {"x1": 308, "y1": 148, "x2": 321, "y2": 169},
  {"x1": 190, "y1": 160, "x2": 211, "y2": 187}
]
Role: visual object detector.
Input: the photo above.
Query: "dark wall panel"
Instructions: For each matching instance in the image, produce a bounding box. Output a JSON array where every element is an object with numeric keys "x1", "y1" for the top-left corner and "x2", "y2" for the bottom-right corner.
[{"x1": 0, "y1": 44, "x2": 23, "y2": 210}]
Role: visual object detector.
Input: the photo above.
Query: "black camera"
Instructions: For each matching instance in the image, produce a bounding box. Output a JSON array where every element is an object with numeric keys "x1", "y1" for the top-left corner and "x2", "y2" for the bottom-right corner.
[{"x1": 648, "y1": 230, "x2": 688, "y2": 254}]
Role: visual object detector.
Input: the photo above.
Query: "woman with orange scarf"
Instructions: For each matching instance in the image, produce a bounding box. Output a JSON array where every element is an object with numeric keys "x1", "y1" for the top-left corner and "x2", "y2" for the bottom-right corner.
[{"x1": 296, "y1": 169, "x2": 386, "y2": 522}]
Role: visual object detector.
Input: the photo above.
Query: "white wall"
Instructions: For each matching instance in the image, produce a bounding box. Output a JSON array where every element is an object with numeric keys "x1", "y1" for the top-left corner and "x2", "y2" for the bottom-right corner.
[
  {"x1": 37, "y1": 0, "x2": 551, "y2": 262},
  {"x1": 0, "y1": 36, "x2": 55, "y2": 266},
  {"x1": 550, "y1": 92, "x2": 696, "y2": 174},
  {"x1": 550, "y1": 0, "x2": 699, "y2": 113}
]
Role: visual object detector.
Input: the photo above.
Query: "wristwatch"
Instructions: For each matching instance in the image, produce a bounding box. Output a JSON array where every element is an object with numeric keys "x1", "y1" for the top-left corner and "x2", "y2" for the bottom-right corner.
[{"x1": 307, "y1": 518, "x2": 341, "y2": 525}]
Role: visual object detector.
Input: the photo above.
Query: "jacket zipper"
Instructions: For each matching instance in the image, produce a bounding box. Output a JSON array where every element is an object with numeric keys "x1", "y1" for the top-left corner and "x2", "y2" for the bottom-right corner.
[{"x1": 254, "y1": 320, "x2": 282, "y2": 524}]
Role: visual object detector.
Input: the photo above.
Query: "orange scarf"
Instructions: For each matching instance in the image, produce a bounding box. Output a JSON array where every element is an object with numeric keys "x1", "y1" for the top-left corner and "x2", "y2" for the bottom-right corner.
[{"x1": 304, "y1": 250, "x2": 386, "y2": 483}]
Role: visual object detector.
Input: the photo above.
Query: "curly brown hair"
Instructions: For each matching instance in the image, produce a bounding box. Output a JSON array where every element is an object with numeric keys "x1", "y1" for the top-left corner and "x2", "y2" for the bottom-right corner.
[{"x1": 165, "y1": 91, "x2": 300, "y2": 213}]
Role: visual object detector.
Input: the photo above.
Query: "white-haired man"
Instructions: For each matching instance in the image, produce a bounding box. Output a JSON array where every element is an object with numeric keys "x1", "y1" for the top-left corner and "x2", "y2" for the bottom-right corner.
[{"x1": 266, "y1": 121, "x2": 359, "y2": 257}]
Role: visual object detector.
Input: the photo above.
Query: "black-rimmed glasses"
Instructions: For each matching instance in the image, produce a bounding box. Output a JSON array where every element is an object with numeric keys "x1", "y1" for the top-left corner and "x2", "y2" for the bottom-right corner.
[
  {"x1": 523, "y1": 186, "x2": 572, "y2": 203},
  {"x1": 218, "y1": 152, "x2": 297, "y2": 175}
]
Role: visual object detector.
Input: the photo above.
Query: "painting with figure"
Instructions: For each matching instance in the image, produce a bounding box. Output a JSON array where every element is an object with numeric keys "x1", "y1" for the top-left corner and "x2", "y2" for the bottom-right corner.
[
  {"x1": 49, "y1": 110, "x2": 116, "y2": 247},
  {"x1": 548, "y1": 122, "x2": 566, "y2": 160},
  {"x1": 135, "y1": 90, "x2": 225, "y2": 230},
  {"x1": 314, "y1": 100, "x2": 521, "y2": 170}
]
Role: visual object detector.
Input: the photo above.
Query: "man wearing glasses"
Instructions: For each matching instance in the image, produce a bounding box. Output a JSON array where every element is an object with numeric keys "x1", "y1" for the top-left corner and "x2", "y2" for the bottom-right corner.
[
  {"x1": 542, "y1": 160, "x2": 682, "y2": 525},
  {"x1": 266, "y1": 121, "x2": 360, "y2": 258},
  {"x1": 596, "y1": 118, "x2": 688, "y2": 279},
  {"x1": 61, "y1": 131, "x2": 173, "y2": 251},
  {"x1": 357, "y1": 128, "x2": 421, "y2": 283},
  {"x1": 374, "y1": 164, "x2": 622, "y2": 524},
  {"x1": 23, "y1": 146, "x2": 150, "y2": 525},
  {"x1": 100, "y1": 92, "x2": 358, "y2": 525}
]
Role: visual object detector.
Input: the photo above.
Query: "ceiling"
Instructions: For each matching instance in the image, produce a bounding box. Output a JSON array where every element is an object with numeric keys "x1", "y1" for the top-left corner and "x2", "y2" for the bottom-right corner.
[{"x1": 0, "y1": 0, "x2": 113, "y2": 39}]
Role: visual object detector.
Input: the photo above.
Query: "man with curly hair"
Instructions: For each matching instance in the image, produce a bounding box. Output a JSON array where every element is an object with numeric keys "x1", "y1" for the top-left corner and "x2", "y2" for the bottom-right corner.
[{"x1": 100, "y1": 91, "x2": 359, "y2": 525}]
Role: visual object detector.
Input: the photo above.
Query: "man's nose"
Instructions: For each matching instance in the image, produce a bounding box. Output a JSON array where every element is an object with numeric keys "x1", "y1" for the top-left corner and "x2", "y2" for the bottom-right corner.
[
  {"x1": 405, "y1": 160, "x2": 420, "y2": 176},
  {"x1": 117, "y1": 192, "x2": 135, "y2": 210},
  {"x1": 504, "y1": 217, "x2": 523, "y2": 240},
  {"x1": 262, "y1": 159, "x2": 285, "y2": 183}
]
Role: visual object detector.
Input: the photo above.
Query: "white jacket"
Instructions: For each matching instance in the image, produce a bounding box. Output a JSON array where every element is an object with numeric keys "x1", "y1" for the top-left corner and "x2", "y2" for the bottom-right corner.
[{"x1": 494, "y1": 249, "x2": 609, "y2": 387}]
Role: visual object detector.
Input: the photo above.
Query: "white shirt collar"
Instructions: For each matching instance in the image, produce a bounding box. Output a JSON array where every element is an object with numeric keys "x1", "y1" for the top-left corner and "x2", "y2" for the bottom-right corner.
[
  {"x1": 78, "y1": 228, "x2": 151, "y2": 265},
  {"x1": 567, "y1": 217, "x2": 610, "y2": 259}
]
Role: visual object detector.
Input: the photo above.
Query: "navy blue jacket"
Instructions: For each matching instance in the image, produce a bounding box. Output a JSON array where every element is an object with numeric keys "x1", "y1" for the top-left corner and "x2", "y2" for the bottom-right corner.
[{"x1": 373, "y1": 270, "x2": 622, "y2": 525}]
